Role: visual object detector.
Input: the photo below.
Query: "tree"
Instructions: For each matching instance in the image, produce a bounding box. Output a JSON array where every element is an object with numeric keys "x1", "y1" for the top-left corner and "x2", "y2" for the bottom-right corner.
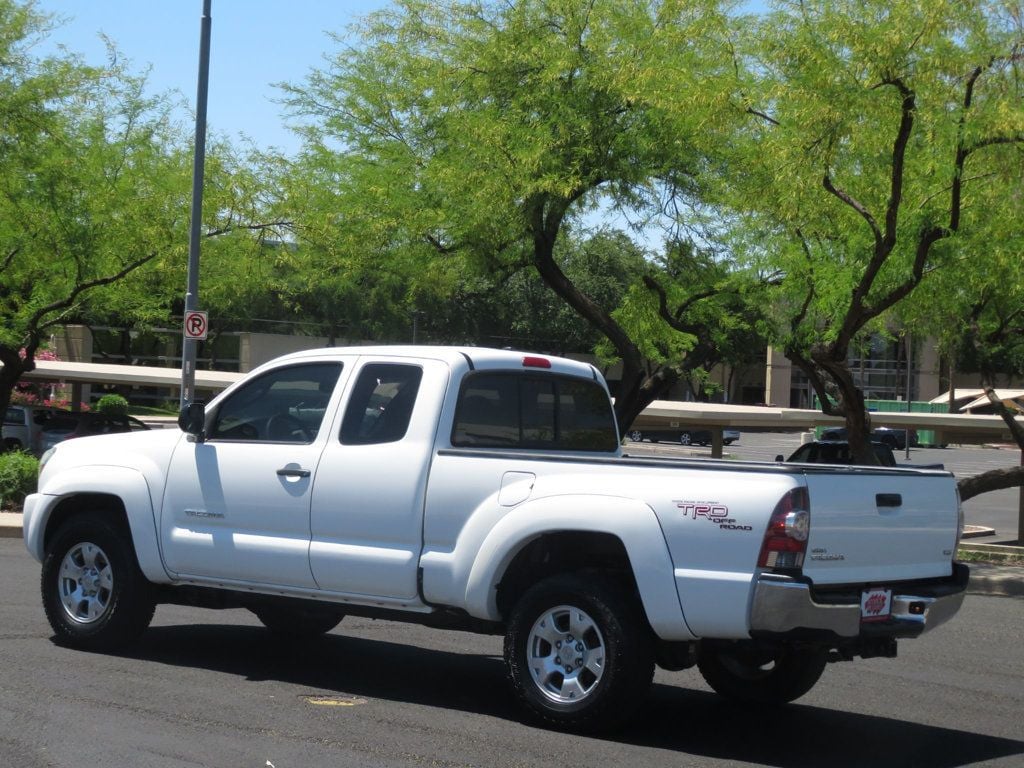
[
  {"x1": 0, "y1": 1, "x2": 194, "y2": 415},
  {"x1": 910, "y1": 227, "x2": 1024, "y2": 500},
  {"x1": 282, "y1": 0, "x2": 754, "y2": 428},
  {"x1": 725, "y1": 0, "x2": 1024, "y2": 462}
]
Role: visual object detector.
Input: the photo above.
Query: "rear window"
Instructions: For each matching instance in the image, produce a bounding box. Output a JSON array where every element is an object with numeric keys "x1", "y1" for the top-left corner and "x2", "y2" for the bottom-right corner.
[{"x1": 452, "y1": 372, "x2": 617, "y2": 452}]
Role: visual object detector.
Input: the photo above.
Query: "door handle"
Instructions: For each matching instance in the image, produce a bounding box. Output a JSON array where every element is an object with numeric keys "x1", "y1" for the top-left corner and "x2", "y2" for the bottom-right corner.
[
  {"x1": 876, "y1": 493, "x2": 902, "y2": 508},
  {"x1": 277, "y1": 467, "x2": 311, "y2": 479}
]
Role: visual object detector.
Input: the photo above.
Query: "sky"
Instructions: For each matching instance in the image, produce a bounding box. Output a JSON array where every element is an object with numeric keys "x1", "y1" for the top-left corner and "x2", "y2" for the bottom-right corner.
[{"x1": 35, "y1": 0, "x2": 390, "y2": 155}]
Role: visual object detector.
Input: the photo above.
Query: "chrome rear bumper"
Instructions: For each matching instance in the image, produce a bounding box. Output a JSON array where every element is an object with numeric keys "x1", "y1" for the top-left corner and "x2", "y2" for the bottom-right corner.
[{"x1": 750, "y1": 563, "x2": 968, "y2": 639}]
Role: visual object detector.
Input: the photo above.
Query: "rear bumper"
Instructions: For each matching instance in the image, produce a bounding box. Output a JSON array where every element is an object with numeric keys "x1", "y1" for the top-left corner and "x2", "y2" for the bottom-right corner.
[{"x1": 750, "y1": 563, "x2": 969, "y2": 640}]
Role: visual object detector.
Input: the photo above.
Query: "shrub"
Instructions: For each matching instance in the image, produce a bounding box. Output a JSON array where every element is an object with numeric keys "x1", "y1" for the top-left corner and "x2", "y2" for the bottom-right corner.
[
  {"x1": 0, "y1": 451, "x2": 38, "y2": 510},
  {"x1": 95, "y1": 394, "x2": 129, "y2": 416}
]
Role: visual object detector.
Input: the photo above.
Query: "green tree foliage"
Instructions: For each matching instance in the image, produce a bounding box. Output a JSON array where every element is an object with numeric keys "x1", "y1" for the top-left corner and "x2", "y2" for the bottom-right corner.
[
  {"x1": 0, "y1": 0, "x2": 194, "y2": 413},
  {"x1": 0, "y1": 448, "x2": 37, "y2": 508},
  {"x1": 725, "y1": 0, "x2": 1024, "y2": 461},
  {"x1": 282, "y1": 0, "x2": 755, "y2": 427},
  {"x1": 910, "y1": 229, "x2": 1024, "y2": 499},
  {"x1": 94, "y1": 394, "x2": 129, "y2": 416}
]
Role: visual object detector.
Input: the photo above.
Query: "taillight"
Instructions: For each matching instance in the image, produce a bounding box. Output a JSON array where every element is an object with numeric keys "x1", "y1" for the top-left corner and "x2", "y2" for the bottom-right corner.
[
  {"x1": 522, "y1": 355, "x2": 552, "y2": 369},
  {"x1": 758, "y1": 486, "x2": 810, "y2": 571}
]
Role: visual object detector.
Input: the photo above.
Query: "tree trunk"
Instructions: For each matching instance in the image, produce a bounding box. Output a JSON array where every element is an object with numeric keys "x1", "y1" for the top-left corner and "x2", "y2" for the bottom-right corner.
[
  {"x1": 816, "y1": 355, "x2": 878, "y2": 465},
  {"x1": 0, "y1": 347, "x2": 31, "y2": 428}
]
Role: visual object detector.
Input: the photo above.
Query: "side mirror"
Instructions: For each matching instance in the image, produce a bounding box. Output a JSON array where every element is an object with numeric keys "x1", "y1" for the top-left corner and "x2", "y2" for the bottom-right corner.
[
  {"x1": 178, "y1": 402, "x2": 206, "y2": 442},
  {"x1": 774, "y1": 454, "x2": 784, "y2": 462}
]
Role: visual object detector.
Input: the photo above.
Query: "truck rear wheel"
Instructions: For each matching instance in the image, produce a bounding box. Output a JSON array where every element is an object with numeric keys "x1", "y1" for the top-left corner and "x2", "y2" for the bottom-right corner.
[
  {"x1": 504, "y1": 573, "x2": 654, "y2": 731},
  {"x1": 697, "y1": 643, "x2": 826, "y2": 703},
  {"x1": 41, "y1": 514, "x2": 155, "y2": 650},
  {"x1": 251, "y1": 605, "x2": 343, "y2": 639}
]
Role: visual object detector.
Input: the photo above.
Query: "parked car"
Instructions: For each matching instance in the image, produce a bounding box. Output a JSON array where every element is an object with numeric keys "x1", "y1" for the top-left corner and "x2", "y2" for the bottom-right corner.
[
  {"x1": 820, "y1": 426, "x2": 917, "y2": 450},
  {"x1": 39, "y1": 412, "x2": 149, "y2": 452},
  {"x1": 779, "y1": 440, "x2": 897, "y2": 467},
  {"x1": 2, "y1": 405, "x2": 62, "y2": 455},
  {"x1": 628, "y1": 427, "x2": 740, "y2": 446}
]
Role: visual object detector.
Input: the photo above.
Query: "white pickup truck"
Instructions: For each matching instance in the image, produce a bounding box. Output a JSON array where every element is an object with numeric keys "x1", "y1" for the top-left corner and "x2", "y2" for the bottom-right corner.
[{"x1": 23, "y1": 346, "x2": 968, "y2": 730}]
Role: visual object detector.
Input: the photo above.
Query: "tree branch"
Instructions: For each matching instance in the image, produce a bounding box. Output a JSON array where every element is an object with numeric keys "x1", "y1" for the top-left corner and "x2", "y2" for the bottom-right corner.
[
  {"x1": 26, "y1": 252, "x2": 158, "y2": 337},
  {"x1": 641, "y1": 275, "x2": 716, "y2": 334},
  {"x1": 822, "y1": 173, "x2": 883, "y2": 251},
  {"x1": 203, "y1": 220, "x2": 294, "y2": 238},
  {"x1": 880, "y1": 78, "x2": 915, "y2": 252},
  {"x1": 2, "y1": 247, "x2": 18, "y2": 273}
]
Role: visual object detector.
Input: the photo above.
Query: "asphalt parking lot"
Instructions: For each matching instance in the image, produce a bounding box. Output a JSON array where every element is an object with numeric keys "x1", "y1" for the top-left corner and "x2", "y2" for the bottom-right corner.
[{"x1": 624, "y1": 431, "x2": 1022, "y2": 543}]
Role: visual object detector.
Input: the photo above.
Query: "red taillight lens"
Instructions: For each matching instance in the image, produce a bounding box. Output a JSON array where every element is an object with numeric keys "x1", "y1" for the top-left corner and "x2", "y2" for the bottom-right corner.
[{"x1": 758, "y1": 486, "x2": 810, "y2": 570}]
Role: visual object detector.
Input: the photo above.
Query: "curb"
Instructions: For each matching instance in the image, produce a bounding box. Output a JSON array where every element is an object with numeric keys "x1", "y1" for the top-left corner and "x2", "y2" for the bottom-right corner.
[
  {"x1": 0, "y1": 513, "x2": 22, "y2": 540},
  {"x1": 967, "y1": 563, "x2": 1024, "y2": 598}
]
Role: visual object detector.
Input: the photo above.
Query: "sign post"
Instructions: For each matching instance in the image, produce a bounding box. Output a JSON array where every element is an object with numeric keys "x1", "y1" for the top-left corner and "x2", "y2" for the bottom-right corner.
[{"x1": 180, "y1": 0, "x2": 212, "y2": 410}]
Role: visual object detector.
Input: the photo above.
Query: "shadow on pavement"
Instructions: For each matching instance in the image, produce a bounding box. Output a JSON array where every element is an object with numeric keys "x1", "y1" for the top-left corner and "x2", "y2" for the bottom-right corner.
[{"x1": 65, "y1": 621, "x2": 1024, "y2": 768}]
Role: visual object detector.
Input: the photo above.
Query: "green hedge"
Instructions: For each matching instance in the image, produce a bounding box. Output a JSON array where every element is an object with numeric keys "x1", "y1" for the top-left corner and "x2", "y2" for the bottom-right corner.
[
  {"x1": 95, "y1": 394, "x2": 129, "y2": 416},
  {"x1": 0, "y1": 451, "x2": 38, "y2": 509}
]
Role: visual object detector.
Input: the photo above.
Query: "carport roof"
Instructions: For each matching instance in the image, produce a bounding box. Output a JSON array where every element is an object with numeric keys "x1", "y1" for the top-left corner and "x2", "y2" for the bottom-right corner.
[{"x1": 8, "y1": 360, "x2": 241, "y2": 390}]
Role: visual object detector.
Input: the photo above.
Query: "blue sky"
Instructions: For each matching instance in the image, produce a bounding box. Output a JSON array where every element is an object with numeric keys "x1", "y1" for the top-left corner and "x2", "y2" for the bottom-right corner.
[{"x1": 36, "y1": 1, "x2": 389, "y2": 155}]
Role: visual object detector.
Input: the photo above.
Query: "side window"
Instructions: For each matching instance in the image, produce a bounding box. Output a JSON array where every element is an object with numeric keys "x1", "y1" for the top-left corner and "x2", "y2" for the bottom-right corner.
[
  {"x1": 339, "y1": 363, "x2": 423, "y2": 445},
  {"x1": 209, "y1": 362, "x2": 342, "y2": 444},
  {"x1": 4, "y1": 407, "x2": 22, "y2": 426},
  {"x1": 452, "y1": 373, "x2": 617, "y2": 451},
  {"x1": 452, "y1": 375, "x2": 519, "y2": 445},
  {"x1": 555, "y1": 378, "x2": 619, "y2": 450}
]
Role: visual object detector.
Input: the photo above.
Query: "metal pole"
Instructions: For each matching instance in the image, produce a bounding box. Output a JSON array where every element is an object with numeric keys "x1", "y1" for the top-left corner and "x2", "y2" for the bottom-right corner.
[
  {"x1": 905, "y1": 333, "x2": 912, "y2": 460},
  {"x1": 180, "y1": 0, "x2": 212, "y2": 410},
  {"x1": 1018, "y1": 449, "x2": 1023, "y2": 545}
]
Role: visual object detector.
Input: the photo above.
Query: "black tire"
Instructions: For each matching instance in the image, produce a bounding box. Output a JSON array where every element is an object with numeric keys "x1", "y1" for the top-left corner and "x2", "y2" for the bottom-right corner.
[
  {"x1": 679, "y1": 432, "x2": 692, "y2": 446},
  {"x1": 697, "y1": 643, "x2": 827, "y2": 704},
  {"x1": 252, "y1": 604, "x2": 343, "y2": 640},
  {"x1": 41, "y1": 513, "x2": 156, "y2": 650},
  {"x1": 504, "y1": 573, "x2": 654, "y2": 731}
]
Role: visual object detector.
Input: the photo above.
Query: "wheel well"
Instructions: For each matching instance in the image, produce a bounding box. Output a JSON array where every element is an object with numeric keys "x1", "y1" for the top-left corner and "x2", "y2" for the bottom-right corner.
[
  {"x1": 495, "y1": 531, "x2": 639, "y2": 620},
  {"x1": 43, "y1": 494, "x2": 131, "y2": 554}
]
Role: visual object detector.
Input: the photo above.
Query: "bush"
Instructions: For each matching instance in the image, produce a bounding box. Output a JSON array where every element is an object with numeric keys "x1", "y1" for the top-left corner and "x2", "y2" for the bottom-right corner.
[
  {"x1": 0, "y1": 451, "x2": 38, "y2": 510},
  {"x1": 95, "y1": 394, "x2": 129, "y2": 416}
]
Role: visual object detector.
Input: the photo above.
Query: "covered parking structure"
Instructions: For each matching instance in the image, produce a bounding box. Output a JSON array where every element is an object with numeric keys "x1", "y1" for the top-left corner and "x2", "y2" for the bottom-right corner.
[
  {"x1": 12, "y1": 359, "x2": 241, "y2": 409},
  {"x1": 633, "y1": 400, "x2": 1017, "y2": 456}
]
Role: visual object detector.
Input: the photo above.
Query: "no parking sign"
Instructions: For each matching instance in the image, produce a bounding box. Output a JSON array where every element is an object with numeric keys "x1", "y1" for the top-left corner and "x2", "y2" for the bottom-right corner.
[{"x1": 184, "y1": 310, "x2": 208, "y2": 341}]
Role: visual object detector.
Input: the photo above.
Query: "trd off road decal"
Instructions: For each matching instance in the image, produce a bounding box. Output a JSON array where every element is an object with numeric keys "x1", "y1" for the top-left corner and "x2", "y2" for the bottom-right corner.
[{"x1": 674, "y1": 501, "x2": 753, "y2": 531}]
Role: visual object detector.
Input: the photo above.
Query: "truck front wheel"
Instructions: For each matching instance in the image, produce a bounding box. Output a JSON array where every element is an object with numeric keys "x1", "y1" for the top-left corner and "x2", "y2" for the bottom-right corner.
[
  {"x1": 697, "y1": 642, "x2": 827, "y2": 703},
  {"x1": 504, "y1": 573, "x2": 654, "y2": 731},
  {"x1": 41, "y1": 514, "x2": 155, "y2": 650}
]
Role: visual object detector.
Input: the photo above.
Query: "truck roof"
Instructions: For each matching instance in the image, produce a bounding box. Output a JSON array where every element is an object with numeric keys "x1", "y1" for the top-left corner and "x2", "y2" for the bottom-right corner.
[{"x1": 261, "y1": 345, "x2": 602, "y2": 381}]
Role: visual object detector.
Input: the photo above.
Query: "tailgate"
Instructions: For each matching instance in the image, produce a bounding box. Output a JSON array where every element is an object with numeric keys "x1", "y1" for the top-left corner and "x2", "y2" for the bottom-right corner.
[{"x1": 801, "y1": 469, "x2": 959, "y2": 585}]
